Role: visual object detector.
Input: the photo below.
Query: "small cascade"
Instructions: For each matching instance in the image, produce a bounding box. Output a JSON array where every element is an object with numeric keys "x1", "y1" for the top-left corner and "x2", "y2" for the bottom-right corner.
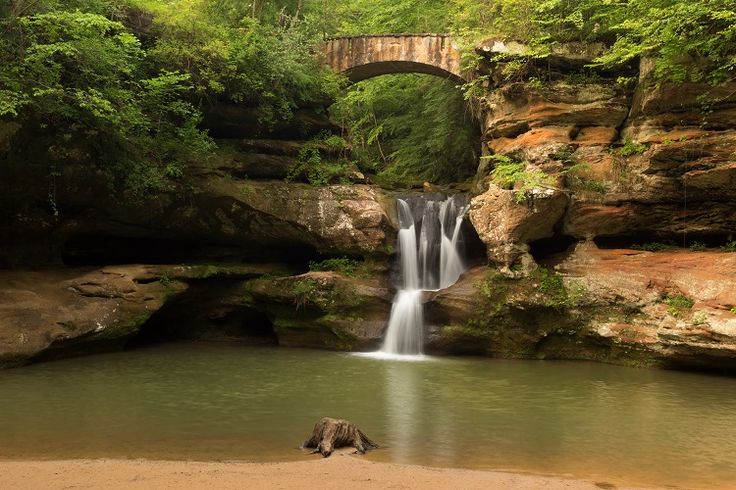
[{"x1": 379, "y1": 194, "x2": 469, "y2": 356}]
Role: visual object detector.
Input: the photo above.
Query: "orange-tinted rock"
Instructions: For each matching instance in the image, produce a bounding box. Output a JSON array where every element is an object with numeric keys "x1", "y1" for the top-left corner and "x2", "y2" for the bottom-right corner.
[
  {"x1": 573, "y1": 127, "x2": 619, "y2": 145},
  {"x1": 426, "y1": 245, "x2": 736, "y2": 370}
]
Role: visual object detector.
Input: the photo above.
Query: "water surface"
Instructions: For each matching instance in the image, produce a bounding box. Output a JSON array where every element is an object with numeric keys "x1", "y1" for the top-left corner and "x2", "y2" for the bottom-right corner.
[{"x1": 1, "y1": 343, "x2": 734, "y2": 488}]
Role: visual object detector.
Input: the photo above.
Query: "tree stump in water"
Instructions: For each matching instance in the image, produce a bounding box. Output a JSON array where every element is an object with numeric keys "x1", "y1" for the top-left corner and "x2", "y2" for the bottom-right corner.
[{"x1": 302, "y1": 417, "x2": 378, "y2": 457}]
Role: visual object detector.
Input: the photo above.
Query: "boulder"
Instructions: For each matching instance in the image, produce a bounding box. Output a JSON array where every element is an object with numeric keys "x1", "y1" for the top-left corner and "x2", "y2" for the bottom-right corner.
[
  {"x1": 245, "y1": 270, "x2": 392, "y2": 350},
  {"x1": 0, "y1": 266, "x2": 185, "y2": 367},
  {"x1": 468, "y1": 183, "x2": 569, "y2": 266}
]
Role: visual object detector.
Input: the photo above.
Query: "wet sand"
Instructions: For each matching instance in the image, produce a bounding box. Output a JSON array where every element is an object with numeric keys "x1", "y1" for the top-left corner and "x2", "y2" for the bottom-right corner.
[{"x1": 0, "y1": 453, "x2": 654, "y2": 489}]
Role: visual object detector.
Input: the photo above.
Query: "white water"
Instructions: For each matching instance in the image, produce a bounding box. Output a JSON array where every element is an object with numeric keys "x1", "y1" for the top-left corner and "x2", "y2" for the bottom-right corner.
[{"x1": 376, "y1": 195, "x2": 469, "y2": 356}]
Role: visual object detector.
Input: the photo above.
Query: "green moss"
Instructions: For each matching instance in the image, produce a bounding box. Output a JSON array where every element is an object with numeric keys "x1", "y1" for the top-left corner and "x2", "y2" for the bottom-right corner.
[
  {"x1": 440, "y1": 324, "x2": 493, "y2": 345},
  {"x1": 535, "y1": 267, "x2": 586, "y2": 309},
  {"x1": 476, "y1": 272, "x2": 509, "y2": 316},
  {"x1": 730, "y1": 306, "x2": 736, "y2": 315},
  {"x1": 722, "y1": 240, "x2": 736, "y2": 252}
]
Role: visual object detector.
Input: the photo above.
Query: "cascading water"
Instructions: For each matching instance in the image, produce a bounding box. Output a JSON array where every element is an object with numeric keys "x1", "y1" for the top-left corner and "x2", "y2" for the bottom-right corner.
[{"x1": 379, "y1": 194, "x2": 469, "y2": 357}]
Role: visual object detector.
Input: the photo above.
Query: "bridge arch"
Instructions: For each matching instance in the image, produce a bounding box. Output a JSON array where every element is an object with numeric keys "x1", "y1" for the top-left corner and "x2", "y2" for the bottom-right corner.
[{"x1": 324, "y1": 34, "x2": 465, "y2": 83}]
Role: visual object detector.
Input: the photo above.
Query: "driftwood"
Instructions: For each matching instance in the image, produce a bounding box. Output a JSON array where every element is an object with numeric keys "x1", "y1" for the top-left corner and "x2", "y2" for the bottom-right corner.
[{"x1": 302, "y1": 417, "x2": 379, "y2": 457}]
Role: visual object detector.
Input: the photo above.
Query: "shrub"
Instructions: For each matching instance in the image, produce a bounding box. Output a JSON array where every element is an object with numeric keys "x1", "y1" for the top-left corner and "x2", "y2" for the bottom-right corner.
[
  {"x1": 293, "y1": 279, "x2": 319, "y2": 309},
  {"x1": 631, "y1": 242, "x2": 675, "y2": 252},
  {"x1": 617, "y1": 139, "x2": 648, "y2": 157},
  {"x1": 159, "y1": 272, "x2": 172, "y2": 287},
  {"x1": 286, "y1": 136, "x2": 350, "y2": 186},
  {"x1": 662, "y1": 293, "x2": 694, "y2": 317},
  {"x1": 309, "y1": 257, "x2": 360, "y2": 277},
  {"x1": 488, "y1": 155, "x2": 555, "y2": 203},
  {"x1": 689, "y1": 241, "x2": 707, "y2": 251},
  {"x1": 691, "y1": 311, "x2": 708, "y2": 325}
]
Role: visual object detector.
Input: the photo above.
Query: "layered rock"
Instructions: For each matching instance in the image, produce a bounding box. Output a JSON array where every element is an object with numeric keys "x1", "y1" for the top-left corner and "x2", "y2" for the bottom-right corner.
[
  {"x1": 0, "y1": 262, "x2": 302, "y2": 366},
  {"x1": 245, "y1": 270, "x2": 392, "y2": 350},
  {"x1": 426, "y1": 243, "x2": 736, "y2": 370},
  {"x1": 471, "y1": 51, "x2": 736, "y2": 262},
  {"x1": 0, "y1": 173, "x2": 395, "y2": 266},
  {"x1": 481, "y1": 81, "x2": 630, "y2": 158},
  {"x1": 0, "y1": 266, "x2": 184, "y2": 367}
]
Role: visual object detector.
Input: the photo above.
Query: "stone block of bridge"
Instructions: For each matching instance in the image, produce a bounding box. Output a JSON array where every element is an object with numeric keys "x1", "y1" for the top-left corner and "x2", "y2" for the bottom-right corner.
[{"x1": 324, "y1": 34, "x2": 465, "y2": 83}]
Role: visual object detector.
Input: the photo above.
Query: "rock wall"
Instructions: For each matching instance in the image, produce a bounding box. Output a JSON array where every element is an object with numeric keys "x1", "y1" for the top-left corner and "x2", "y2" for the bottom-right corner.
[
  {"x1": 456, "y1": 50, "x2": 736, "y2": 371},
  {"x1": 469, "y1": 55, "x2": 736, "y2": 268},
  {"x1": 2, "y1": 46, "x2": 735, "y2": 373},
  {"x1": 426, "y1": 244, "x2": 736, "y2": 371}
]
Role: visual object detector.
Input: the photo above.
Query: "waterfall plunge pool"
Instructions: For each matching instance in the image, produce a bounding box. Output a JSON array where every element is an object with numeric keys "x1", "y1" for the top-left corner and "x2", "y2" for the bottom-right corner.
[{"x1": 1, "y1": 343, "x2": 735, "y2": 489}]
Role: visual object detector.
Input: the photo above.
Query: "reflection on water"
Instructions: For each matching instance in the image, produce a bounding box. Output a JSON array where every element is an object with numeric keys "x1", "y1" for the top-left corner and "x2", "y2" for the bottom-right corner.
[{"x1": 0, "y1": 343, "x2": 735, "y2": 489}]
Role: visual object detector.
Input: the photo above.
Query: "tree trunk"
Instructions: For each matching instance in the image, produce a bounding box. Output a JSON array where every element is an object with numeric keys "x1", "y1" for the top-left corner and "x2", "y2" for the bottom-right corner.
[{"x1": 302, "y1": 417, "x2": 378, "y2": 457}]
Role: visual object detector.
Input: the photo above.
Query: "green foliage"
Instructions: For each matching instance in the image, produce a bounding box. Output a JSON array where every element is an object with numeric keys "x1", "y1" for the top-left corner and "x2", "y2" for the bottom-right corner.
[
  {"x1": 441, "y1": 0, "x2": 736, "y2": 85},
  {"x1": 286, "y1": 134, "x2": 350, "y2": 186},
  {"x1": 293, "y1": 278, "x2": 319, "y2": 309},
  {"x1": 722, "y1": 240, "x2": 736, "y2": 252},
  {"x1": 562, "y1": 162, "x2": 607, "y2": 194},
  {"x1": 689, "y1": 241, "x2": 707, "y2": 252},
  {"x1": 0, "y1": 6, "x2": 214, "y2": 198},
  {"x1": 330, "y1": 74, "x2": 477, "y2": 186},
  {"x1": 617, "y1": 139, "x2": 648, "y2": 157},
  {"x1": 139, "y1": 0, "x2": 343, "y2": 128},
  {"x1": 730, "y1": 306, "x2": 736, "y2": 315},
  {"x1": 0, "y1": 0, "x2": 341, "y2": 200},
  {"x1": 662, "y1": 293, "x2": 694, "y2": 317},
  {"x1": 594, "y1": 0, "x2": 736, "y2": 84},
  {"x1": 159, "y1": 272, "x2": 172, "y2": 287},
  {"x1": 631, "y1": 242, "x2": 676, "y2": 252},
  {"x1": 575, "y1": 179, "x2": 607, "y2": 194},
  {"x1": 317, "y1": 0, "x2": 450, "y2": 35},
  {"x1": 309, "y1": 258, "x2": 360, "y2": 277},
  {"x1": 487, "y1": 154, "x2": 555, "y2": 203},
  {"x1": 690, "y1": 311, "x2": 708, "y2": 325}
]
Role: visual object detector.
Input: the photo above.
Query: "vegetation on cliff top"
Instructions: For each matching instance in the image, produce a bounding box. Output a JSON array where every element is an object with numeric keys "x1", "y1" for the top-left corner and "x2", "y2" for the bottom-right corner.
[
  {"x1": 1, "y1": 0, "x2": 340, "y2": 198},
  {"x1": 2, "y1": 0, "x2": 734, "y2": 199}
]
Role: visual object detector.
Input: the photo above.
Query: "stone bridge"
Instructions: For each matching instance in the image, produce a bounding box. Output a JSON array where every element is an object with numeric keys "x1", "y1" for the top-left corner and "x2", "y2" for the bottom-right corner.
[{"x1": 323, "y1": 34, "x2": 465, "y2": 83}]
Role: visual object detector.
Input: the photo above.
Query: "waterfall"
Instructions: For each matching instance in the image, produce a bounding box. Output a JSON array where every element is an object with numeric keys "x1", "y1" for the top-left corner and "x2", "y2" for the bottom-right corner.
[{"x1": 379, "y1": 194, "x2": 469, "y2": 357}]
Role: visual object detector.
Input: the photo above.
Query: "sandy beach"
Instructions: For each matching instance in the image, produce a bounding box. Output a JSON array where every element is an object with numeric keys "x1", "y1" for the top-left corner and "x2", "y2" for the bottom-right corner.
[{"x1": 0, "y1": 453, "x2": 654, "y2": 490}]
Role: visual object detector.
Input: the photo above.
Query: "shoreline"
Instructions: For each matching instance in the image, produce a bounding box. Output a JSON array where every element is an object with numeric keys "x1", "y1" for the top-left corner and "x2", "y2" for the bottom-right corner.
[{"x1": 0, "y1": 453, "x2": 660, "y2": 490}]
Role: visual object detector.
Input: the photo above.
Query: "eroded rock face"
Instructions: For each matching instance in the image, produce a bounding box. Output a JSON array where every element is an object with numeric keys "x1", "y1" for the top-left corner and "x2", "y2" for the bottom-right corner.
[
  {"x1": 245, "y1": 271, "x2": 392, "y2": 350},
  {"x1": 0, "y1": 175, "x2": 395, "y2": 266},
  {"x1": 0, "y1": 266, "x2": 184, "y2": 367},
  {"x1": 482, "y1": 81, "x2": 631, "y2": 160},
  {"x1": 468, "y1": 184, "x2": 569, "y2": 266},
  {"x1": 474, "y1": 55, "x2": 736, "y2": 256},
  {"x1": 426, "y1": 244, "x2": 736, "y2": 371}
]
